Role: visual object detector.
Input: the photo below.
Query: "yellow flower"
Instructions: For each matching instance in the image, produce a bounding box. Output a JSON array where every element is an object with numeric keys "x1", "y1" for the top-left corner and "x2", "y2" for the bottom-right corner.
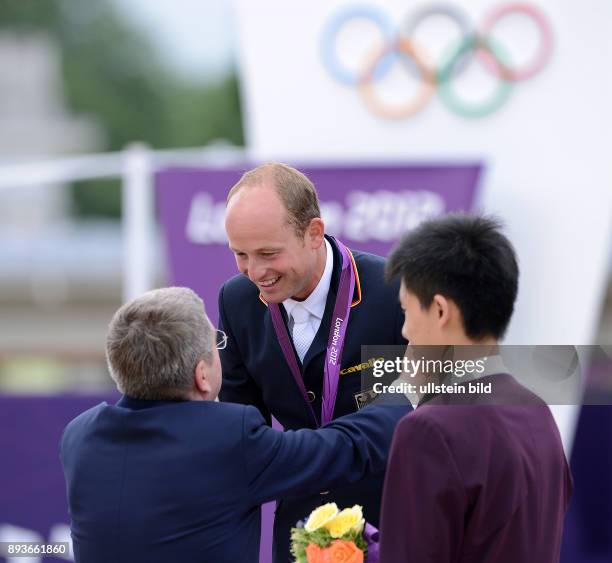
[
  {"x1": 304, "y1": 503, "x2": 339, "y2": 532},
  {"x1": 324, "y1": 505, "x2": 365, "y2": 538}
]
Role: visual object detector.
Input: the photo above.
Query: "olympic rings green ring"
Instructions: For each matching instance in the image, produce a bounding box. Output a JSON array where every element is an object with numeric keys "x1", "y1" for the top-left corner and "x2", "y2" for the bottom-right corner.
[{"x1": 437, "y1": 35, "x2": 513, "y2": 118}]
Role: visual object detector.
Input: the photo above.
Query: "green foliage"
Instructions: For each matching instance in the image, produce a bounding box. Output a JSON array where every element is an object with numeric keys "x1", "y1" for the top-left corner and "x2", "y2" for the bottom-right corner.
[
  {"x1": 0, "y1": 0, "x2": 244, "y2": 218},
  {"x1": 71, "y1": 179, "x2": 121, "y2": 218},
  {"x1": 291, "y1": 527, "x2": 332, "y2": 563},
  {"x1": 0, "y1": 0, "x2": 63, "y2": 28},
  {"x1": 290, "y1": 526, "x2": 367, "y2": 562}
]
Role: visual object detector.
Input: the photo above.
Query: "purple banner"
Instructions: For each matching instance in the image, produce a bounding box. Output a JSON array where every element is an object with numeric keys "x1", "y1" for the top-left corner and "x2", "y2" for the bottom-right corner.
[
  {"x1": 156, "y1": 163, "x2": 483, "y2": 323},
  {"x1": 0, "y1": 394, "x2": 119, "y2": 562}
]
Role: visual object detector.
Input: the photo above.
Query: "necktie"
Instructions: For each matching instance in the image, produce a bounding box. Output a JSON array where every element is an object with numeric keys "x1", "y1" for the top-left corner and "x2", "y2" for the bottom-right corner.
[{"x1": 291, "y1": 304, "x2": 315, "y2": 363}]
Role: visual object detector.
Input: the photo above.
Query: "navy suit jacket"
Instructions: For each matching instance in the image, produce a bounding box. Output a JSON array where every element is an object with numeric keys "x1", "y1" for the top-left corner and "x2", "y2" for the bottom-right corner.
[
  {"x1": 380, "y1": 373, "x2": 573, "y2": 563},
  {"x1": 218, "y1": 236, "x2": 408, "y2": 561},
  {"x1": 60, "y1": 396, "x2": 407, "y2": 563}
]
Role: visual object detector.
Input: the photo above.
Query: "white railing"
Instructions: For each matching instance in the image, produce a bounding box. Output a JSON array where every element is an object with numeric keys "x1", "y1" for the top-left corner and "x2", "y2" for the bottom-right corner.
[{"x1": 0, "y1": 143, "x2": 245, "y2": 302}]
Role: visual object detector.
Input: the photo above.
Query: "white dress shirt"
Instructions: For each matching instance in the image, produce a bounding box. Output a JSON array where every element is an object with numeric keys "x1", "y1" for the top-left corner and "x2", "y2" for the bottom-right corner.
[{"x1": 283, "y1": 239, "x2": 334, "y2": 361}]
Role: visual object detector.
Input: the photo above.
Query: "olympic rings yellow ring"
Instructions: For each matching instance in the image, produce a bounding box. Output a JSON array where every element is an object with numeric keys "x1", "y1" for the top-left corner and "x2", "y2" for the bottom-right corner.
[{"x1": 357, "y1": 39, "x2": 436, "y2": 120}]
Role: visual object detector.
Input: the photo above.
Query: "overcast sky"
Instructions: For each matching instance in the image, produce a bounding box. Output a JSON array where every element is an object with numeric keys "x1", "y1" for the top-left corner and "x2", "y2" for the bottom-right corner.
[{"x1": 115, "y1": 0, "x2": 236, "y2": 78}]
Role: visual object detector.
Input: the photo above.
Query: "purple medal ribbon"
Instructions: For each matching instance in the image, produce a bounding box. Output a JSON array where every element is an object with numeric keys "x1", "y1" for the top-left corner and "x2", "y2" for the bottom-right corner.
[{"x1": 269, "y1": 238, "x2": 355, "y2": 427}]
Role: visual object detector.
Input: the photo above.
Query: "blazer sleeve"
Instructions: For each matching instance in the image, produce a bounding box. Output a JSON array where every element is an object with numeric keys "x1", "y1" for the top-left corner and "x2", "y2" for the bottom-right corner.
[
  {"x1": 242, "y1": 403, "x2": 408, "y2": 507},
  {"x1": 217, "y1": 283, "x2": 272, "y2": 425},
  {"x1": 379, "y1": 415, "x2": 466, "y2": 563}
]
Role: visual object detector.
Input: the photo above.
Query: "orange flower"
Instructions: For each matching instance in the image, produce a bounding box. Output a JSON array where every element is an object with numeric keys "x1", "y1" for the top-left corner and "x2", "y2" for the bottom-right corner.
[
  {"x1": 306, "y1": 543, "x2": 326, "y2": 563},
  {"x1": 328, "y1": 540, "x2": 363, "y2": 562},
  {"x1": 305, "y1": 540, "x2": 363, "y2": 563}
]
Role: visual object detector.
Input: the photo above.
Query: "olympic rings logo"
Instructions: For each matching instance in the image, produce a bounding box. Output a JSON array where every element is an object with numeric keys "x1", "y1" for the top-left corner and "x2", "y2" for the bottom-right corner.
[{"x1": 320, "y1": 2, "x2": 554, "y2": 119}]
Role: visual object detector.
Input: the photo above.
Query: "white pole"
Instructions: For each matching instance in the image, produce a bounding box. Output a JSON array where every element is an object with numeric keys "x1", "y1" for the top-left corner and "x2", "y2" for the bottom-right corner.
[{"x1": 122, "y1": 143, "x2": 155, "y2": 303}]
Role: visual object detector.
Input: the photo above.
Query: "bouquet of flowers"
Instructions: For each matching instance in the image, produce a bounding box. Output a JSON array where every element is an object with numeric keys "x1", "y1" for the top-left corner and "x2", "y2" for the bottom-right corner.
[{"x1": 290, "y1": 503, "x2": 379, "y2": 563}]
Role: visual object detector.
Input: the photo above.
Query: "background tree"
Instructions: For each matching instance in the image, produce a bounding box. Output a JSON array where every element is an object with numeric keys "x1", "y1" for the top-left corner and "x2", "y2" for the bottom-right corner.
[{"x1": 0, "y1": 0, "x2": 244, "y2": 217}]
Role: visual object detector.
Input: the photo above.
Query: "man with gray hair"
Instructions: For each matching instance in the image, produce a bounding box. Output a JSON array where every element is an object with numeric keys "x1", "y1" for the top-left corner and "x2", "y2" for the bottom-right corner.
[{"x1": 60, "y1": 287, "x2": 406, "y2": 563}]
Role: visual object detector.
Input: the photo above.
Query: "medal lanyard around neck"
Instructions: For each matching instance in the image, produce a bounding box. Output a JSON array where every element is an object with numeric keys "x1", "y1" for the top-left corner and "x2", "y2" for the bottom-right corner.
[{"x1": 268, "y1": 239, "x2": 355, "y2": 427}]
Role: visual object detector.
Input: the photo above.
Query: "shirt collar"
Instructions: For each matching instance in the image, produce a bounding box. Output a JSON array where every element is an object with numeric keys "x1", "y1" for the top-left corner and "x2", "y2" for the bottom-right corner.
[
  {"x1": 283, "y1": 238, "x2": 333, "y2": 321},
  {"x1": 479, "y1": 354, "x2": 508, "y2": 378}
]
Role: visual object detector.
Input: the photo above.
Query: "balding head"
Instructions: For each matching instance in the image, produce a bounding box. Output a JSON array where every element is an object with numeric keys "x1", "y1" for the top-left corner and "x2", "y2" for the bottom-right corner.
[{"x1": 227, "y1": 163, "x2": 321, "y2": 238}]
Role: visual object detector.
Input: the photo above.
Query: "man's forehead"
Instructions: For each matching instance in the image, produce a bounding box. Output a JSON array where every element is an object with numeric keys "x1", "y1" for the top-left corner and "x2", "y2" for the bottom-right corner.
[
  {"x1": 227, "y1": 216, "x2": 289, "y2": 241},
  {"x1": 226, "y1": 197, "x2": 288, "y2": 230},
  {"x1": 227, "y1": 181, "x2": 281, "y2": 210},
  {"x1": 226, "y1": 214, "x2": 294, "y2": 250},
  {"x1": 228, "y1": 241, "x2": 286, "y2": 253}
]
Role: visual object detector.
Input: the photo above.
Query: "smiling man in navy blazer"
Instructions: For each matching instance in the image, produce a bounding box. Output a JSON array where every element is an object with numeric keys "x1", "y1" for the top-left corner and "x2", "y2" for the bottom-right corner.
[
  {"x1": 60, "y1": 287, "x2": 407, "y2": 563},
  {"x1": 218, "y1": 163, "x2": 408, "y2": 562}
]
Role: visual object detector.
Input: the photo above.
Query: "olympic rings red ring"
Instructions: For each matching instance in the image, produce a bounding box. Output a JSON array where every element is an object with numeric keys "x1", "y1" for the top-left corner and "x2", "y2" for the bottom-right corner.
[
  {"x1": 479, "y1": 3, "x2": 554, "y2": 81},
  {"x1": 321, "y1": 2, "x2": 554, "y2": 119}
]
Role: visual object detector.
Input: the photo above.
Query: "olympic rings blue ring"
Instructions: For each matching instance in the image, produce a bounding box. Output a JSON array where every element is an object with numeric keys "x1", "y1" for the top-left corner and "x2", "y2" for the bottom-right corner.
[
  {"x1": 320, "y1": 4, "x2": 396, "y2": 86},
  {"x1": 436, "y1": 35, "x2": 514, "y2": 118}
]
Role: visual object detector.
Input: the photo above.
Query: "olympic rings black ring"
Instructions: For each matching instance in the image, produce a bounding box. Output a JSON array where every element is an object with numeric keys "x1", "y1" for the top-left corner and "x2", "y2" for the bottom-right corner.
[{"x1": 401, "y1": 3, "x2": 474, "y2": 78}]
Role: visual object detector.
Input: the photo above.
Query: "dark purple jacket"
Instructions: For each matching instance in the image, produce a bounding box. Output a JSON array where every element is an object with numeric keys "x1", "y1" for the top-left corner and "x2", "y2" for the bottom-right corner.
[{"x1": 380, "y1": 373, "x2": 573, "y2": 563}]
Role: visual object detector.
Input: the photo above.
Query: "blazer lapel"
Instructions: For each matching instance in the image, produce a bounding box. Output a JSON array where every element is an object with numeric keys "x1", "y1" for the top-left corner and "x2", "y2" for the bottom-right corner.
[{"x1": 264, "y1": 301, "x2": 304, "y2": 366}]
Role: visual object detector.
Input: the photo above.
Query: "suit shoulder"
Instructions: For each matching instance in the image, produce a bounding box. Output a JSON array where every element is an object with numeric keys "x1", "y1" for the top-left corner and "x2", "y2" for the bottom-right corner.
[
  {"x1": 204, "y1": 400, "x2": 253, "y2": 419},
  {"x1": 219, "y1": 274, "x2": 264, "y2": 321},
  {"x1": 63, "y1": 403, "x2": 106, "y2": 436},
  {"x1": 350, "y1": 248, "x2": 400, "y2": 296},
  {"x1": 351, "y1": 249, "x2": 386, "y2": 272},
  {"x1": 220, "y1": 273, "x2": 258, "y2": 300},
  {"x1": 239, "y1": 403, "x2": 270, "y2": 429},
  {"x1": 202, "y1": 403, "x2": 269, "y2": 442},
  {"x1": 182, "y1": 400, "x2": 263, "y2": 432},
  {"x1": 60, "y1": 403, "x2": 107, "y2": 454},
  {"x1": 396, "y1": 407, "x2": 449, "y2": 438}
]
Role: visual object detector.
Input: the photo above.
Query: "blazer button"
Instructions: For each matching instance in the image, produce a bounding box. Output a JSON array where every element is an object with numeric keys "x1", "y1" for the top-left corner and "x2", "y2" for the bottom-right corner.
[{"x1": 307, "y1": 391, "x2": 316, "y2": 403}]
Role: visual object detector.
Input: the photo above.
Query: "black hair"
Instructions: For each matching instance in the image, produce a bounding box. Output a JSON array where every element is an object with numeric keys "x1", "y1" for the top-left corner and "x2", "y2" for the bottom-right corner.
[{"x1": 386, "y1": 214, "x2": 519, "y2": 340}]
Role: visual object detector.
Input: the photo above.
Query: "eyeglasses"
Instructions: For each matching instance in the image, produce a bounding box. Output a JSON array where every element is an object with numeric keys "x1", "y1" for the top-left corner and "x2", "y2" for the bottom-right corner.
[{"x1": 215, "y1": 329, "x2": 228, "y2": 350}]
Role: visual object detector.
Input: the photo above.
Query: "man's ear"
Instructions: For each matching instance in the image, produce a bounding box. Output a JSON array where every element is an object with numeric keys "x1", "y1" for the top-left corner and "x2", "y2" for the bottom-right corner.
[
  {"x1": 432, "y1": 294, "x2": 451, "y2": 327},
  {"x1": 307, "y1": 218, "x2": 325, "y2": 248},
  {"x1": 193, "y1": 359, "x2": 212, "y2": 397}
]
